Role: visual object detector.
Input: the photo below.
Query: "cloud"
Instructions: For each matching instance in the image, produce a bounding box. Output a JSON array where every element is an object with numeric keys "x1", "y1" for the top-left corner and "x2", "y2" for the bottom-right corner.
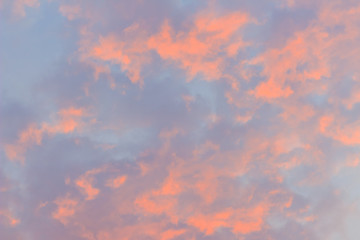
[
  {"x1": 4, "y1": 107, "x2": 87, "y2": 162},
  {"x1": 0, "y1": 209, "x2": 20, "y2": 226},
  {"x1": 2, "y1": 0, "x2": 360, "y2": 239},
  {"x1": 59, "y1": 4, "x2": 81, "y2": 21},
  {"x1": 78, "y1": 7, "x2": 250, "y2": 87},
  {"x1": 7, "y1": 0, "x2": 40, "y2": 17},
  {"x1": 52, "y1": 195, "x2": 79, "y2": 225},
  {"x1": 148, "y1": 10, "x2": 249, "y2": 80}
]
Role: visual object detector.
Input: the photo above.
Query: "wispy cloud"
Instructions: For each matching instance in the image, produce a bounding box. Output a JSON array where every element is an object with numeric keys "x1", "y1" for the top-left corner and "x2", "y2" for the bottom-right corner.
[{"x1": 1, "y1": 0, "x2": 360, "y2": 239}]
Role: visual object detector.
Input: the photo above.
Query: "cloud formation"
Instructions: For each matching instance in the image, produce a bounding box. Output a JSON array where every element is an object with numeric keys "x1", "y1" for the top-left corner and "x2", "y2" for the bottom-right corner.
[{"x1": 1, "y1": 0, "x2": 360, "y2": 239}]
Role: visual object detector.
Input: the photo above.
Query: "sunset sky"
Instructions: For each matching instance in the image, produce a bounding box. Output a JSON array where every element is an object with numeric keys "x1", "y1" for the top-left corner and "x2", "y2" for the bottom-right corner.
[{"x1": 1, "y1": 0, "x2": 360, "y2": 239}]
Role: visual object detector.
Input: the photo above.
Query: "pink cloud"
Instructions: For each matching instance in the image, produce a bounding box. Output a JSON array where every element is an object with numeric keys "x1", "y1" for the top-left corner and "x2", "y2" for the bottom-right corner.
[
  {"x1": 148, "y1": 11, "x2": 249, "y2": 81},
  {"x1": 3, "y1": 0, "x2": 360, "y2": 239},
  {"x1": 4, "y1": 107, "x2": 87, "y2": 162},
  {"x1": 59, "y1": 4, "x2": 81, "y2": 21},
  {"x1": 12, "y1": 0, "x2": 39, "y2": 17},
  {"x1": 0, "y1": 209, "x2": 20, "y2": 226},
  {"x1": 52, "y1": 195, "x2": 79, "y2": 225}
]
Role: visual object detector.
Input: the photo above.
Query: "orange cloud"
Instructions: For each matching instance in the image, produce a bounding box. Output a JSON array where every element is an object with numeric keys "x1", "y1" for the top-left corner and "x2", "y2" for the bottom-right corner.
[
  {"x1": 346, "y1": 158, "x2": 360, "y2": 168},
  {"x1": 5, "y1": 1, "x2": 360, "y2": 239},
  {"x1": 0, "y1": 209, "x2": 20, "y2": 226},
  {"x1": 232, "y1": 205, "x2": 267, "y2": 234},
  {"x1": 253, "y1": 79, "x2": 293, "y2": 99},
  {"x1": 75, "y1": 178, "x2": 100, "y2": 201},
  {"x1": 157, "y1": 172, "x2": 182, "y2": 196},
  {"x1": 187, "y1": 209, "x2": 232, "y2": 235},
  {"x1": 92, "y1": 36, "x2": 131, "y2": 64},
  {"x1": 148, "y1": 11, "x2": 249, "y2": 81},
  {"x1": 84, "y1": 23, "x2": 149, "y2": 86},
  {"x1": 106, "y1": 175, "x2": 127, "y2": 188},
  {"x1": 319, "y1": 115, "x2": 333, "y2": 133},
  {"x1": 280, "y1": 102, "x2": 315, "y2": 124},
  {"x1": 75, "y1": 167, "x2": 106, "y2": 200},
  {"x1": 4, "y1": 107, "x2": 86, "y2": 162},
  {"x1": 333, "y1": 129, "x2": 360, "y2": 146},
  {"x1": 187, "y1": 204, "x2": 267, "y2": 235},
  {"x1": 52, "y1": 195, "x2": 78, "y2": 225},
  {"x1": 135, "y1": 193, "x2": 178, "y2": 222},
  {"x1": 160, "y1": 229, "x2": 186, "y2": 240},
  {"x1": 318, "y1": 114, "x2": 360, "y2": 145},
  {"x1": 247, "y1": 21, "x2": 335, "y2": 102},
  {"x1": 235, "y1": 114, "x2": 253, "y2": 124},
  {"x1": 79, "y1": 9, "x2": 251, "y2": 89},
  {"x1": 271, "y1": 134, "x2": 305, "y2": 156}
]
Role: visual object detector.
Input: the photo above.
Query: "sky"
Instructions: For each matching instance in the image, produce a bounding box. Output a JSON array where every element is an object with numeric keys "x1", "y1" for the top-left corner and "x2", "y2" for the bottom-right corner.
[{"x1": 1, "y1": 0, "x2": 360, "y2": 239}]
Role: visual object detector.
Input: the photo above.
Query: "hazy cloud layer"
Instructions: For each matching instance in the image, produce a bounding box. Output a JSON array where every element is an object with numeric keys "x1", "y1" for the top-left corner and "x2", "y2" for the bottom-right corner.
[{"x1": 1, "y1": 0, "x2": 360, "y2": 239}]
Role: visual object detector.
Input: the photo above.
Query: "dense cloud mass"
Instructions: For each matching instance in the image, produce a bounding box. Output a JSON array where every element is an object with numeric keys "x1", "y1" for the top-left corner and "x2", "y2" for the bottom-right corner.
[{"x1": 1, "y1": 0, "x2": 360, "y2": 239}]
